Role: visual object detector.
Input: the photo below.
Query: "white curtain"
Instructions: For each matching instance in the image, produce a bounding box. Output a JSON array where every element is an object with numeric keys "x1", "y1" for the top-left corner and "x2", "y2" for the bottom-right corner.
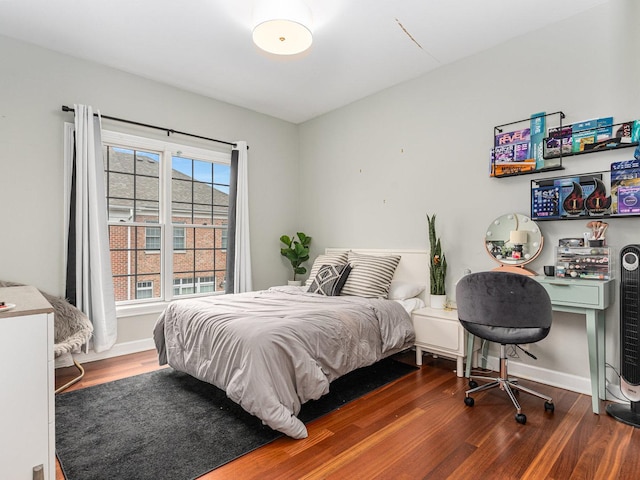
[
  {"x1": 233, "y1": 141, "x2": 253, "y2": 293},
  {"x1": 65, "y1": 104, "x2": 117, "y2": 353}
]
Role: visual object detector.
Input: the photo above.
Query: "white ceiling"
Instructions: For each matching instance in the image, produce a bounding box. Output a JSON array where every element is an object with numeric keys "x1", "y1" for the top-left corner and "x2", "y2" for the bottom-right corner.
[{"x1": 0, "y1": 0, "x2": 609, "y2": 124}]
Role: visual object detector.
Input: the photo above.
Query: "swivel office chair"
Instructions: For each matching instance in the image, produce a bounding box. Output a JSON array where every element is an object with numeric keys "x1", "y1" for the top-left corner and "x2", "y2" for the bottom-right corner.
[{"x1": 456, "y1": 271, "x2": 554, "y2": 424}]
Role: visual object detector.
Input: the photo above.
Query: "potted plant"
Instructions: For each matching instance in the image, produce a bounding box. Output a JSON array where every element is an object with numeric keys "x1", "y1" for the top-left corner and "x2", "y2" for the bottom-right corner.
[
  {"x1": 280, "y1": 232, "x2": 312, "y2": 285},
  {"x1": 427, "y1": 214, "x2": 447, "y2": 308}
]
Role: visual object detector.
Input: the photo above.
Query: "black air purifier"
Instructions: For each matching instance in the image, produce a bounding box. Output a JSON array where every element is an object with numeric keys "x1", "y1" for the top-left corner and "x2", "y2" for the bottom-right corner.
[{"x1": 607, "y1": 244, "x2": 640, "y2": 426}]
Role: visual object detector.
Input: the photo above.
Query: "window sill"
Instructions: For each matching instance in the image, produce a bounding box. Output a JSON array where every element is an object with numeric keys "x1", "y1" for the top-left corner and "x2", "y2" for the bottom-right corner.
[
  {"x1": 116, "y1": 292, "x2": 225, "y2": 318},
  {"x1": 116, "y1": 301, "x2": 168, "y2": 318}
]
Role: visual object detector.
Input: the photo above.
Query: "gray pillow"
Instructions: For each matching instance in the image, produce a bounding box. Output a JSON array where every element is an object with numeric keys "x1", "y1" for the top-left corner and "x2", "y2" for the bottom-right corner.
[{"x1": 307, "y1": 264, "x2": 351, "y2": 296}]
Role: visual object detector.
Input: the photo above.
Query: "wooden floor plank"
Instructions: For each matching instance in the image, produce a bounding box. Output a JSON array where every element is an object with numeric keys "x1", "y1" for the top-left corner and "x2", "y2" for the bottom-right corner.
[{"x1": 55, "y1": 350, "x2": 640, "y2": 480}]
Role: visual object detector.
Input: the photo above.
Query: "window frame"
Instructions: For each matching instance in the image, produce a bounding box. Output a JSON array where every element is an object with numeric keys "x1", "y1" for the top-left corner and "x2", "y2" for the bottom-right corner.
[{"x1": 101, "y1": 129, "x2": 232, "y2": 313}]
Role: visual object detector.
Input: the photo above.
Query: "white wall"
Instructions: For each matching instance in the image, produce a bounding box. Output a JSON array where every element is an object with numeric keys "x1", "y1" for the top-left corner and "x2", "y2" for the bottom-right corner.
[
  {"x1": 0, "y1": 35, "x2": 300, "y2": 346},
  {"x1": 1, "y1": 1, "x2": 638, "y2": 389},
  {"x1": 299, "y1": 0, "x2": 640, "y2": 389}
]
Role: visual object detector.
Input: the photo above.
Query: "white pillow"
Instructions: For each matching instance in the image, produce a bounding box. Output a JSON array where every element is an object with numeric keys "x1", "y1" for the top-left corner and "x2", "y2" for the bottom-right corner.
[
  {"x1": 394, "y1": 297, "x2": 426, "y2": 314},
  {"x1": 388, "y1": 281, "x2": 426, "y2": 300}
]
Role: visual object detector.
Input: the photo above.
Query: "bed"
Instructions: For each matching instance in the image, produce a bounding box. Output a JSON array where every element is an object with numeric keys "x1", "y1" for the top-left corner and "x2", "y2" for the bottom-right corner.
[{"x1": 153, "y1": 248, "x2": 428, "y2": 439}]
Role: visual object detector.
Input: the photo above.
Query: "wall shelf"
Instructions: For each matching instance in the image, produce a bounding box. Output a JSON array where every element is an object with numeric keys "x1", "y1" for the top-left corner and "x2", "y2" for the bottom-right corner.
[
  {"x1": 530, "y1": 167, "x2": 640, "y2": 221},
  {"x1": 494, "y1": 165, "x2": 564, "y2": 179},
  {"x1": 492, "y1": 111, "x2": 639, "y2": 179},
  {"x1": 491, "y1": 112, "x2": 565, "y2": 178},
  {"x1": 543, "y1": 118, "x2": 639, "y2": 159}
]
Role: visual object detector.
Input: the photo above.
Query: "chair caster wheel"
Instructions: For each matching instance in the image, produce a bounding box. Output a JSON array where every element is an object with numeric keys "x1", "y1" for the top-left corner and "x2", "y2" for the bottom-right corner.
[
  {"x1": 544, "y1": 401, "x2": 554, "y2": 413},
  {"x1": 464, "y1": 396, "x2": 475, "y2": 407},
  {"x1": 469, "y1": 380, "x2": 478, "y2": 389},
  {"x1": 515, "y1": 413, "x2": 527, "y2": 424}
]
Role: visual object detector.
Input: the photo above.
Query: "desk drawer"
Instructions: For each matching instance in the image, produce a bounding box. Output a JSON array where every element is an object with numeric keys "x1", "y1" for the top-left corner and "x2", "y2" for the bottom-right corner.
[{"x1": 539, "y1": 282, "x2": 601, "y2": 307}]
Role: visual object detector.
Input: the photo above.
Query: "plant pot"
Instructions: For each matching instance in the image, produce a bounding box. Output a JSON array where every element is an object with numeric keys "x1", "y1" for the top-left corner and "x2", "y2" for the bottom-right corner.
[
  {"x1": 430, "y1": 294, "x2": 447, "y2": 309},
  {"x1": 288, "y1": 280, "x2": 302, "y2": 286}
]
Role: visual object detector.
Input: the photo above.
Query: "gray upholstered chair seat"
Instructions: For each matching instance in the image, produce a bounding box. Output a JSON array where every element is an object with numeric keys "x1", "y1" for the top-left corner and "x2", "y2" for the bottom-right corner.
[{"x1": 460, "y1": 321, "x2": 550, "y2": 345}]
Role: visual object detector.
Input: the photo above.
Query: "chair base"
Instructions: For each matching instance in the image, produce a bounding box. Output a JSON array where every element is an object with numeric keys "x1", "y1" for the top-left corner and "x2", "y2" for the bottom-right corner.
[
  {"x1": 55, "y1": 359, "x2": 85, "y2": 394},
  {"x1": 464, "y1": 345, "x2": 554, "y2": 424}
]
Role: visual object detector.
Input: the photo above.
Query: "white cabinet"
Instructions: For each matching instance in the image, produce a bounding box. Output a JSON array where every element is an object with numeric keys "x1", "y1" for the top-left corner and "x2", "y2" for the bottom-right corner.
[
  {"x1": 412, "y1": 306, "x2": 473, "y2": 377},
  {"x1": 0, "y1": 286, "x2": 54, "y2": 480}
]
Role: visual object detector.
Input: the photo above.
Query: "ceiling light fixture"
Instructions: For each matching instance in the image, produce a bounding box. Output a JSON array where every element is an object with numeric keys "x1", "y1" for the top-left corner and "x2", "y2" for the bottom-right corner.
[{"x1": 252, "y1": 0, "x2": 313, "y2": 55}]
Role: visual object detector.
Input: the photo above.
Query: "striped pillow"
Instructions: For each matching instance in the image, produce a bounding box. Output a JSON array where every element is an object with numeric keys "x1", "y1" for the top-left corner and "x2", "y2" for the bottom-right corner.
[
  {"x1": 305, "y1": 251, "x2": 349, "y2": 286},
  {"x1": 340, "y1": 252, "x2": 401, "y2": 298}
]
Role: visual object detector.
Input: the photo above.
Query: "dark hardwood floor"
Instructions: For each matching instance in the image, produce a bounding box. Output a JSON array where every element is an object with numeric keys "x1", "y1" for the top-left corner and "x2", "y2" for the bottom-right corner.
[{"x1": 55, "y1": 350, "x2": 640, "y2": 479}]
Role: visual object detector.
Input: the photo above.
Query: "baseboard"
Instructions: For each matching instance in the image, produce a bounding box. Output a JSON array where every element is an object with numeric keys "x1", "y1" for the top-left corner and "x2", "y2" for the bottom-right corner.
[
  {"x1": 72, "y1": 342, "x2": 616, "y2": 402},
  {"x1": 72, "y1": 338, "x2": 156, "y2": 364},
  {"x1": 480, "y1": 354, "x2": 593, "y2": 397}
]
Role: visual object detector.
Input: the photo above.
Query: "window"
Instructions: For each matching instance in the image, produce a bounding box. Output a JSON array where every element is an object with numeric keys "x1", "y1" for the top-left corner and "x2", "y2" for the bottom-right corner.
[
  {"x1": 173, "y1": 225, "x2": 186, "y2": 251},
  {"x1": 221, "y1": 228, "x2": 228, "y2": 251},
  {"x1": 145, "y1": 224, "x2": 161, "y2": 251},
  {"x1": 103, "y1": 131, "x2": 231, "y2": 305},
  {"x1": 173, "y1": 276, "x2": 215, "y2": 295},
  {"x1": 136, "y1": 281, "x2": 154, "y2": 299}
]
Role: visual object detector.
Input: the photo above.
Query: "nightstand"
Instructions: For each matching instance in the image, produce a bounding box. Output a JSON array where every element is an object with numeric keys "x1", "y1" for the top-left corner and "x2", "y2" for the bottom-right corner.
[{"x1": 412, "y1": 306, "x2": 474, "y2": 377}]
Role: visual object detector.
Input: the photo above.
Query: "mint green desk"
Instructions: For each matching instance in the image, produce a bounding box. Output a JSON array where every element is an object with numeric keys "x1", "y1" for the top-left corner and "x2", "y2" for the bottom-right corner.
[{"x1": 465, "y1": 276, "x2": 614, "y2": 414}]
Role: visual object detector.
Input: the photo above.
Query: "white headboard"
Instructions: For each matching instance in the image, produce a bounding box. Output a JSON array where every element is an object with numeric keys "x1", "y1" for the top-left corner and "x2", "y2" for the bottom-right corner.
[{"x1": 325, "y1": 248, "x2": 429, "y2": 300}]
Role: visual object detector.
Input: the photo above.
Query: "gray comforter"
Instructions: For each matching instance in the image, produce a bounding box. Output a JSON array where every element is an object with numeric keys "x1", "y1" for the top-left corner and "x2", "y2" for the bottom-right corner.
[{"x1": 153, "y1": 286, "x2": 415, "y2": 439}]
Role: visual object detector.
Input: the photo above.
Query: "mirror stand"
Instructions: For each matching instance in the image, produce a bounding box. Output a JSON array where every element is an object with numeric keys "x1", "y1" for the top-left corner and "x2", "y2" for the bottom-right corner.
[
  {"x1": 492, "y1": 263, "x2": 538, "y2": 276},
  {"x1": 485, "y1": 213, "x2": 544, "y2": 276}
]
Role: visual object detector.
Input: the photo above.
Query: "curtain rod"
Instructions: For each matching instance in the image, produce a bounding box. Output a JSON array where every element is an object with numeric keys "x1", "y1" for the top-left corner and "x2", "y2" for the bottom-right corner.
[{"x1": 61, "y1": 105, "x2": 237, "y2": 148}]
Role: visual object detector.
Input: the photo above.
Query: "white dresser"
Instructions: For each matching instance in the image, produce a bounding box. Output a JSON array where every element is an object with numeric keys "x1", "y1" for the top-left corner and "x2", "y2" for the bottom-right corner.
[{"x1": 0, "y1": 286, "x2": 55, "y2": 480}]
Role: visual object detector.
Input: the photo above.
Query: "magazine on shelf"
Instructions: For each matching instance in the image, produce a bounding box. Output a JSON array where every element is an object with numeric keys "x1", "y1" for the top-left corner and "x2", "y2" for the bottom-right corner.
[
  {"x1": 580, "y1": 117, "x2": 640, "y2": 153},
  {"x1": 494, "y1": 144, "x2": 514, "y2": 162},
  {"x1": 584, "y1": 178, "x2": 611, "y2": 216},
  {"x1": 557, "y1": 178, "x2": 582, "y2": 217},
  {"x1": 491, "y1": 156, "x2": 536, "y2": 176},
  {"x1": 615, "y1": 122, "x2": 634, "y2": 143},
  {"x1": 572, "y1": 119, "x2": 597, "y2": 153},
  {"x1": 556, "y1": 176, "x2": 601, "y2": 217},
  {"x1": 632, "y1": 120, "x2": 640, "y2": 143},
  {"x1": 495, "y1": 127, "x2": 530, "y2": 147},
  {"x1": 490, "y1": 126, "x2": 535, "y2": 176},
  {"x1": 531, "y1": 184, "x2": 560, "y2": 219},
  {"x1": 596, "y1": 117, "x2": 614, "y2": 141},
  {"x1": 495, "y1": 128, "x2": 531, "y2": 160},
  {"x1": 544, "y1": 125, "x2": 572, "y2": 158},
  {"x1": 611, "y1": 159, "x2": 640, "y2": 214},
  {"x1": 530, "y1": 112, "x2": 546, "y2": 170},
  {"x1": 617, "y1": 185, "x2": 640, "y2": 214},
  {"x1": 611, "y1": 159, "x2": 640, "y2": 172},
  {"x1": 514, "y1": 142, "x2": 531, "y2": 161}
]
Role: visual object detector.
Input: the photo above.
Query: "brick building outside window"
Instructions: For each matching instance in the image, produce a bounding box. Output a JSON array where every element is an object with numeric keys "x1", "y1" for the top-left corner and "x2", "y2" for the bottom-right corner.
[{"x1": 103, "y1": 131, "x2": 231, "y2": 304}]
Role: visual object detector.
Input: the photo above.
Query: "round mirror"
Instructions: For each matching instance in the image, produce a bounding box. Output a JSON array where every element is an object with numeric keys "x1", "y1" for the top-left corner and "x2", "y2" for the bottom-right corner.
[{"x1": 485, "y1": 213, "x2": 543, "y2": 275}]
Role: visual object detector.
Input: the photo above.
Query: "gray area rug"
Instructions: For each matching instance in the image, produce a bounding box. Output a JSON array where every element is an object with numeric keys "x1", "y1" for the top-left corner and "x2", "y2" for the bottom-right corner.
[{"x1": 55, "y1": 357, "x2": 417, "y2": 480}]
